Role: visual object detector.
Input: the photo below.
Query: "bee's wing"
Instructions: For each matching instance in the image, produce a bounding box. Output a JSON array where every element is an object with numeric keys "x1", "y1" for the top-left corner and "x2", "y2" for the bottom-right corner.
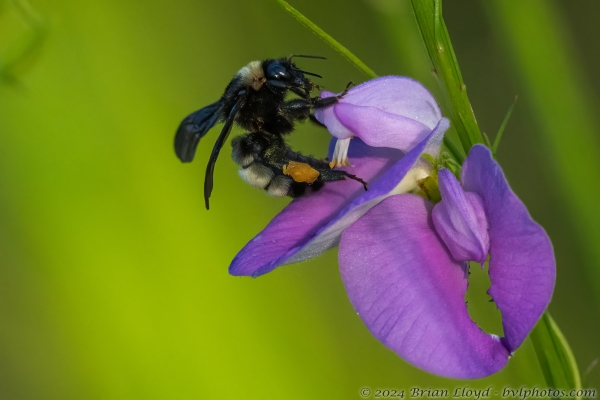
[
  {"x1": 174, "y1": 100, "x2": 222, "y2": 162},
  {"x1": 203, "y1": 97, "x2": 246, "y2": 210}
]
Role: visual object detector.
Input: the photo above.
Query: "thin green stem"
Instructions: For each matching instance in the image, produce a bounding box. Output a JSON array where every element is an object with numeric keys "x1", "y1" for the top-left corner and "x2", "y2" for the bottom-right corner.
[
  {"x1": 492, "y1": 96, "x2": 518, "y2": 155},
  {"x1": 531, "y1": 313, "x2": 582, "y2": 394},
  {"x1": 410, "y1": 0, "x2": 484, "y2": 154},
  {"x1": 274, "y1": 0, "x2": 377, "y2": 79}
]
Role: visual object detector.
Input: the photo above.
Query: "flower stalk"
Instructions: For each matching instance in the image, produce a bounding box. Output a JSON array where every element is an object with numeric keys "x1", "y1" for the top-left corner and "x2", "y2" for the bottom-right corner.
[{"x1": 411, "y1": 0, "x2": 484, "y2": 153}]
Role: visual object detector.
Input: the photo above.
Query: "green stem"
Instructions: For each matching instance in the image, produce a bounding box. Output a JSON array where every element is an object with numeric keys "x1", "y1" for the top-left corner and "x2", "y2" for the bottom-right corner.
[
  {"x1": 410, "y1": 0, "x2": 484, "y2": 154},
  {"x1": 531, "y1": 313, "x2": 582, "y2": 395},
  {"x1": 274, "y1": 0, "x2": 377, "y2": 79}
]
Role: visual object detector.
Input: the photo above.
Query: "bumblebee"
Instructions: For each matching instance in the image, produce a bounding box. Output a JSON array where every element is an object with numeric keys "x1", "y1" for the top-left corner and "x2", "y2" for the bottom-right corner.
[{"x1": 174, "y1": 55, "x2": 367, "y2": 209}]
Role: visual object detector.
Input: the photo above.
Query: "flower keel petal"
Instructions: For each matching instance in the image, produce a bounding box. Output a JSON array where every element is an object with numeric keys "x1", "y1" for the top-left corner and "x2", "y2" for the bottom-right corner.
[{"x1": 433, "y1": 169, "x2": 490, "y2": 263}]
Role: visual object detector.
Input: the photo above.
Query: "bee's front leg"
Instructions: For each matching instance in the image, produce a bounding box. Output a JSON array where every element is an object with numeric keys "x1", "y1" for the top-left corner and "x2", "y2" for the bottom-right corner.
[{"x1": 311, "y1": 81, "x2": 355, "y2": 109}]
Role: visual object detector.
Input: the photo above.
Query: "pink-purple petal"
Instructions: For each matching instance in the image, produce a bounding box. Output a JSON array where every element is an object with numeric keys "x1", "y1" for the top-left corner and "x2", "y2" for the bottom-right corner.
[
  {"x1": 461, "y1": 145, "x2": 556, "y2": 352},
  {"x1": 314, "y1": 97, "x2": 354, "y2": 139},
  {"x1": 333, "y1": 103, "x2": 433, "y2": 151},
  {"x1": 432, "y1": 169, "x2": 490, "y2": 263},
  {"x1": 339, "y1": 195, "x2": 509, "y2": 379}
]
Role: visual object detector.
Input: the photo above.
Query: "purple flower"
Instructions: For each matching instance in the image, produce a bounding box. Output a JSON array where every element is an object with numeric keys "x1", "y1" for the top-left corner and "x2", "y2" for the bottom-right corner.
[
  {"x1": 229, "y1": 77, "x2": 556, "y2": 379},
  {"x1": 315, "y1": 76, "x2": 443, "y2": 166}
]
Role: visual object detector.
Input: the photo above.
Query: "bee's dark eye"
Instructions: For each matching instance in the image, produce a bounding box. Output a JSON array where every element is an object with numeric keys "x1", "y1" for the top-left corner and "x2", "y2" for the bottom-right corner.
[{"x1": 266, "y1": 64, "x2": 290, "y2": 80}]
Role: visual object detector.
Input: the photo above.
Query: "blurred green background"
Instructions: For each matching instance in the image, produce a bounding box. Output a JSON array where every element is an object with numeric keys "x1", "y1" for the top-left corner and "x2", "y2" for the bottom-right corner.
[{"x1": 1, "y1": 0, "x2": 599, "y2": 398}]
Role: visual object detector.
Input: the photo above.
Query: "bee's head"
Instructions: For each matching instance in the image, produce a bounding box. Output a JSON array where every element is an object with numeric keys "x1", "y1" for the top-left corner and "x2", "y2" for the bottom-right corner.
[
  {"x1": 261, "y1": 58, "x2": 318, "y2": 93},
  {"x1": 237, "y1": 57, "x2": 322, "y2": 94}
]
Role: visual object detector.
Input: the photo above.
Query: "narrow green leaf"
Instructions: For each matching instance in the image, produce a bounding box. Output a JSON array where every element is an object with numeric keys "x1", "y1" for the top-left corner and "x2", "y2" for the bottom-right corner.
[
  {"x1": 410, "y1": 0, "x2": 484, "y2": 155},
  {"x1": 482, "y1": 131, "x2": 492, "y2": 149},
  {"x1": 274, "y1": 0, "x2": 377, "y2": 79},
  {"x1": 492, "y1": 96, "x2": 518, "y2": 155},
  {"x1": 583, "y1": 359, "x2": 598, "y2": 388},
  {"x1": 530, "y1": 312, "x2": 582, "y2": 394}
]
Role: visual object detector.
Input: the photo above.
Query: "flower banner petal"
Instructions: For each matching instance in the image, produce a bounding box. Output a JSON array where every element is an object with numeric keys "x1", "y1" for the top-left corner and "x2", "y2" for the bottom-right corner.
[
  {"x1": 332, "y1": 103, "x2": 433, "y2": 151},
  {"x1": 314, "y1": 76, "x2": 443, "y2": 139},
  {"x1": 339, "y1": 195, "x2": 509, "y2": 379},
  {"x1": 462, "y1": 145, "x2": 556, "y2": 352}
]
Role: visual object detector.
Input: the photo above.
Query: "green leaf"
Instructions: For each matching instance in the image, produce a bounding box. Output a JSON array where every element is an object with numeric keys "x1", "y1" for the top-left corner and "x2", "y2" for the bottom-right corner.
[
  {"x1": 492, "y1": 96, "x2": 518, "y2": 155},
  {"x1": 530, "y1": 312, "x2": 582, "y2": 394},
  {"x1": 482, "y1": 131, "x2": 492, "y2": 149},
  {"x1": 274, "y1": 0, "x2": 377, "y2": 79},
  {"x1": 583, "y1": 359, "x2": 598, "y2": 388},
  {"x1": 410, "y1": 0, "x2": 484, "y2": 155}
]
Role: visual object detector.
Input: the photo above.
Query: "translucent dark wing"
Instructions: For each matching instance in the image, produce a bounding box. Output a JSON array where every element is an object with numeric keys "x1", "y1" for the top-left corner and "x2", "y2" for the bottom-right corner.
[
  {"x1": 174, "y1": 100, "x2": 222, "y2": 162},
  {"x1": 204, "y1": 97, "x2": 246, "y2": 210}
]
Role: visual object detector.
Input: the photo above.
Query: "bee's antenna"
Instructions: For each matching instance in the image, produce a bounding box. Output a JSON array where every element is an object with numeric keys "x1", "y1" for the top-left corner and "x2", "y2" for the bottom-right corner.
[
  {"x1": 289, "y1": 54, "x2": 327, "y2": 61},
  {"x1": 295, "y1": 69, "x2": 323, "y2": 78}
]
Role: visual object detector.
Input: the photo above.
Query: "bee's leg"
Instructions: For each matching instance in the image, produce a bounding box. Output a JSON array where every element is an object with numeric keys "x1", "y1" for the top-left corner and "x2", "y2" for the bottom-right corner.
[
  {"x1": 337, "y1": 81, "x2": 355, "y2": 98},
  {"x1": 290, "y1": 86, "x2": 311, "y2": 100},
  {"x1": 279, "y1": 99, "x2": 314, "y2": 121},
  {"x1": 310, "y1": 81, "x2": 355, "y2": 109},
  {"x1": 281, "y1": 80, "x2": 357, "y2": 119},
  {"x1": 280, "y1": 147, "x2": 330, "y2": 170},
  {"x1": 275, "y1": 148, "x2": 368, "y2": 191},
  {"x1": 317, "y1": 168, "x2": 368, "y2": 191}
]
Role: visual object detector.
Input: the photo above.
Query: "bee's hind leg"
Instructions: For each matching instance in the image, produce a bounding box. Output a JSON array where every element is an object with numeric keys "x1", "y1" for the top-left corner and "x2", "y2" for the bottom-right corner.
[
  {"x1": 316, "y1": 168, "x2": 368, "y2": 191},
  {"x1": 277, "y1": 149, "x2": 367, "y2": 192}
]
